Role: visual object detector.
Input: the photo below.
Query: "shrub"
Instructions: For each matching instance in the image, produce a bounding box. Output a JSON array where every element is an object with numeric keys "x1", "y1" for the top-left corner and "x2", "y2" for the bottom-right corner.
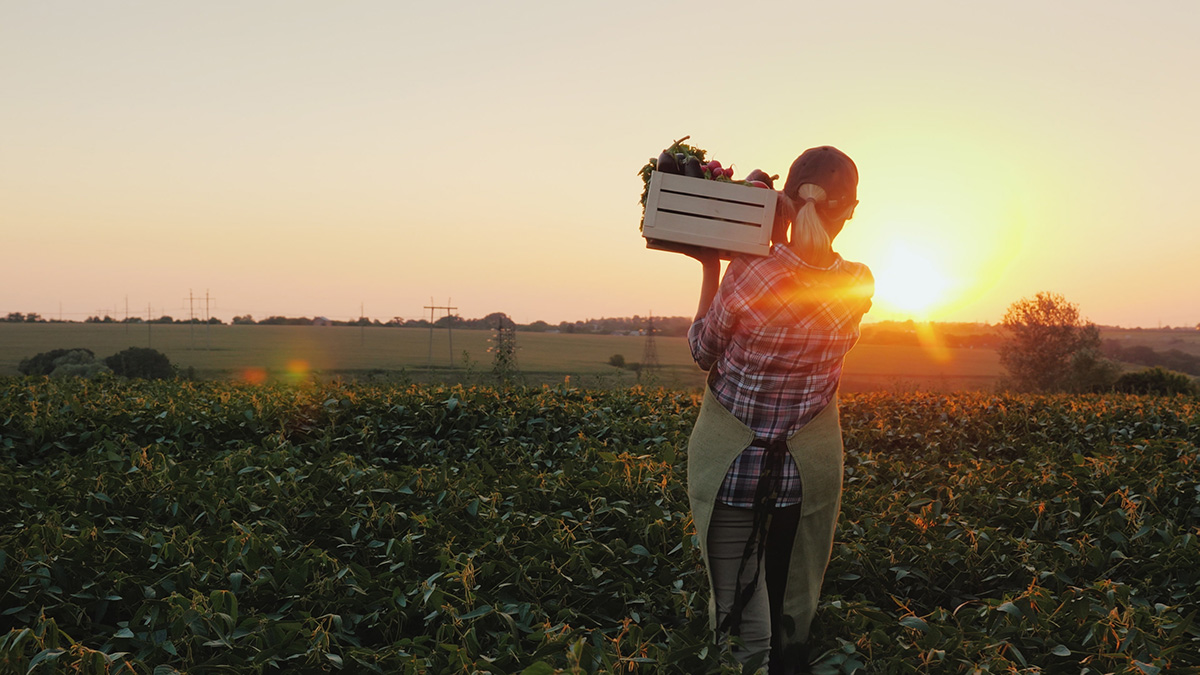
[
  {"x1": 104, "y1": 347, "x2": 173, "y2": 380},
  {"x1": 1113, "y1": 366, "x2": 1198, "y2": 396},
  {"x1": 17, "y1": 347, "x2": 96, "y2": 376},
  {"x1": 608, "y1": 354, "x2": 626, "y2": 368},
  {"x1": 1063, "y1": 346, "x2": 1121, "y2": 393},
  {"x1": 50, "y1": 362, "x2": 112, "y2": 379}
]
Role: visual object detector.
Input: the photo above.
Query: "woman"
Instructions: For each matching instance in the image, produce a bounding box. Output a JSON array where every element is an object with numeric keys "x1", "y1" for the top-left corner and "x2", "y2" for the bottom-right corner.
[{"x1": 684, "y1": 146, "x2": 873, "y2": 673}]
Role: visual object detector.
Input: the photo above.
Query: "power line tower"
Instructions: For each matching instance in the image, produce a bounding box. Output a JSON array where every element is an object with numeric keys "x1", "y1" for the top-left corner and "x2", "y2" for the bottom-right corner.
[
  {"x1": 489, "y1": 314, "x2": 519, "y2": 384},
  {"x1": 642, "y1": 313, "x2": 661, "y2": 375},
  {"x1": 423, "y1": 297, "x2": 458, "y2": 368},
  {"x1": 184, "y1": 289, "x2": 199, "y2": 349}
]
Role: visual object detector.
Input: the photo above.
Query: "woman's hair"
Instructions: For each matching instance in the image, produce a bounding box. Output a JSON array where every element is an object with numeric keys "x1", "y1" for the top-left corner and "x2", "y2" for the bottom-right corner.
[
  {"x1": 777, "y1": 145, "x2": 857, "y2": 255},
  {"x1": 790, "y1": 183, "x2": 832, "y2": 259}
]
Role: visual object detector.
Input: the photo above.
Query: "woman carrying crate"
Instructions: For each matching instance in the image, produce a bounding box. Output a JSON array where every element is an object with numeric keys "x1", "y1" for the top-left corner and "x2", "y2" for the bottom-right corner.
[{"x1": 684, "y1": 146, "x2": 873, "y2": 673}]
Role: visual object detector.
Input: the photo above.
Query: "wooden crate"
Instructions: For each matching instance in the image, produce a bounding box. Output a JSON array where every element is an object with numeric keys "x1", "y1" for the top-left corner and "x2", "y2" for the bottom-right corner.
[{"x1": 642, "y1": 171, "x2": 777, "y2": 257}]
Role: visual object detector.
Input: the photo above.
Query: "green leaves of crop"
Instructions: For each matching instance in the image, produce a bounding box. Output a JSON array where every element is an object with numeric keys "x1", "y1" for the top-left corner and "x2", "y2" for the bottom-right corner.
[{"x1": 2, "y1": 380, "x2": 1198, "y2": 672}]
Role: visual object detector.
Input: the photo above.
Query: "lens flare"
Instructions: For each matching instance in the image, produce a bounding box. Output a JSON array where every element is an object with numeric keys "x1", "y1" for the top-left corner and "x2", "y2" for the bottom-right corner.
[
  {"x1": 914, "y1": 321, "x2": 951, "y2": 364},
  {"x1": 284, "y1": 359, "x2": 311, "y2": 384},
  {"x1": 239, "y1": 367, "x2": 268, "y2": 385}
]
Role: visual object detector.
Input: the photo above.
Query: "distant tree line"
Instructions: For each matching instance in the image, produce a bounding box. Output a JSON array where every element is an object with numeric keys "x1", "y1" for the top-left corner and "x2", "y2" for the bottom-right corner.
[
  {"x1": 226, "y1": 313, "x2": 697, "y2": 336},
  {"x1": 858, "y1": 328, "x2": 1006, "y2": 349},
  {"x1": 1101, "y1": 340, "x2": 1200, "y2": 376},
  {"x1": 81, "y1": 315, "x2": 223, "y2": 324},
  {"x1": 4, "y1": 312, "x2": 49, "y2": 322},
  {"x1": 3, "y1": 310, "x2": 696, "y2": 334}
]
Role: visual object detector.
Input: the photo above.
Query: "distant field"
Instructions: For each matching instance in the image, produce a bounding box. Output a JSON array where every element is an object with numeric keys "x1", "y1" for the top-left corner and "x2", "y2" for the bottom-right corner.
[
  {"x1": 4, "y1": 322, "x2": 1195, "y2": 391},
  {"x1": 1100, "y1": 327, "x2": 1200, "y2": 356},
  {"x1": 0, "y1": 323, "x2": 1007, "y2": 391}
]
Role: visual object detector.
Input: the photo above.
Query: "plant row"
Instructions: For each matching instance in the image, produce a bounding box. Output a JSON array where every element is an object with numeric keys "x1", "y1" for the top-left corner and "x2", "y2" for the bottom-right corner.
[{"x1": 0, "y1": 379, "x2": 1197, "y2": 673}]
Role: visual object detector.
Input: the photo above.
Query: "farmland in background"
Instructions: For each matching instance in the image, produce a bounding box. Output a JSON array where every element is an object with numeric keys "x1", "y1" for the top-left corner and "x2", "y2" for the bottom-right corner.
[
  {"x1": 1100, "y1": 328, "x2": 1200, "y2": 357},
  {"x1": 3, "y1": 323, "x2": 1195, "y2": 392},
  {"x1": 0, "y1": 323, "x2": 1004, "y2": 392},
  {"x1": 1, "y1": 378, "x2": 1197, "y2": 672}
]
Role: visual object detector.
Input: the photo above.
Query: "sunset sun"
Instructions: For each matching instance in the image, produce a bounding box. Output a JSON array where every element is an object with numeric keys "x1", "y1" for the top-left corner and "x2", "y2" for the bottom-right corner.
[{"x1": 870, "y1": 241, "x2": 953, "y2": 319}]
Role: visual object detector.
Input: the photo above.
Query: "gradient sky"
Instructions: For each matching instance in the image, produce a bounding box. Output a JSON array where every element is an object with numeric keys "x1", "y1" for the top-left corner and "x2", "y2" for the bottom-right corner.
[{"x1": 3, "y1": 1, "x2": 1198, "y2": 327}]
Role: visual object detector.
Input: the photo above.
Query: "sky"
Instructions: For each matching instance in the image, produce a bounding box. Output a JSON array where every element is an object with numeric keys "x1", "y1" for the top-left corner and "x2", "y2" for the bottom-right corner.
[{"x1": 2, "y1": 1, "x2": 1198, "y2": 327}]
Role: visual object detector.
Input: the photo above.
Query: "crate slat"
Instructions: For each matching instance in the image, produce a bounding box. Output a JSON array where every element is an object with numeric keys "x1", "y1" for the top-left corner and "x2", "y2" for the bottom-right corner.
[
  {"x1": 642, "y1": 171, "x2": 776, "y2": 257},
  {"x1": 654, "y1": 191, "x2": 769, "y2": 226}
]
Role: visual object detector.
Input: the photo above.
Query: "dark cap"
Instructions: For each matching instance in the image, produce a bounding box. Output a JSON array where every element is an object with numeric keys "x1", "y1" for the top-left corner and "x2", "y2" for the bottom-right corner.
[{"x1": 782, "y1": 146, "x2": 858, "y2": 208}]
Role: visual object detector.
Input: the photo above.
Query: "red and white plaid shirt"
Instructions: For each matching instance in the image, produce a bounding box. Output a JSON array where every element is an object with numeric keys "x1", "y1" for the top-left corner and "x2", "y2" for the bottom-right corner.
[{"x1": 689, "y1": 244, "x2": 873, "y2": 508}]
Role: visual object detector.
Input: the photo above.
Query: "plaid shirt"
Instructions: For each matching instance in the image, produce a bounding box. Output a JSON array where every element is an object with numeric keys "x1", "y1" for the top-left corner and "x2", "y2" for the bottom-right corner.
[{"x1": 689, "y1": 245, "x2": 873, "y2": 508}]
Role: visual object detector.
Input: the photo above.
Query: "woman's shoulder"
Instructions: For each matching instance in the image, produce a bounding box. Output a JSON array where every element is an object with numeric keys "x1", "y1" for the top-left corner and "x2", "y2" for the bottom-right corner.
[
  {"x1": 837, "y1": 257, "x2": 873, "y2": 282},
  {"x1": 831, "y1": 258, "x2": 874, "y2": 305}
]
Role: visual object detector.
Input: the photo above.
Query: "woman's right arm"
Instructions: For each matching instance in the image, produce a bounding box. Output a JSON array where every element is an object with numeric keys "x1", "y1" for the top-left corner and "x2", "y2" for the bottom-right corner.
[{"x1": 694, "y1": 255, "x2": 722, "y2": 321}]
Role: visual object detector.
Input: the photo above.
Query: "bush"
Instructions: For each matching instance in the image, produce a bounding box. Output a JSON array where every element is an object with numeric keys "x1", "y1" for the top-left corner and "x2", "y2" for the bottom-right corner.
[
  {"x1": 50, "y1": 362, "x2": 112, "y2": 379},
  {"x1": 104, "y1": 347, "x2": 173, "y2": 380},
  {"x1": 608, "y1": 354, "x2": 626, "y2": 368},
  {"x1": 18, "y1": 348, "x2": 96, "y2": 376},
  {"x1": 1113, "y1": 366, "x2": 1198, "y2": 396},
  {"x1": 1063, "y1": 346, "x2": 1121, "y2": 393}
]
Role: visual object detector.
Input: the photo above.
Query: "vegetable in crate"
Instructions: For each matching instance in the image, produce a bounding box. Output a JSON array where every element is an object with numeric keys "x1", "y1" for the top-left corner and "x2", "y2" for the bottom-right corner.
[
  {"x1": 745, "y1": 168, "x2": 780, "y2": 189},
  {"x1": 656, "y1": 150, "x2": 680, "y2": 175},
  {"x1": 638, "y1": 137, "x2": 781, "y2": 233},
  {"x1": 638, "y1": 135, "x2": 708, "y2": 228}
]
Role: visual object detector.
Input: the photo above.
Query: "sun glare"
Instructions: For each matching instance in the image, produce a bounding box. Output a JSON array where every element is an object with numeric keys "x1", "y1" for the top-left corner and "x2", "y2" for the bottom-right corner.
[{"x1": 870, "y1": 242, "x2": 952, "y2": 319}]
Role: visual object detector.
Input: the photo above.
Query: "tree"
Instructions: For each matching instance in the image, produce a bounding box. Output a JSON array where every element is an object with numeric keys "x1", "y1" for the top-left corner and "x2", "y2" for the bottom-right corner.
[
  {"x1": 999, "y1": 292, "x2": 1114, "y2": 392},
  {"x1": 105, "y1": 347, "x2": 173, "y2": 380}
]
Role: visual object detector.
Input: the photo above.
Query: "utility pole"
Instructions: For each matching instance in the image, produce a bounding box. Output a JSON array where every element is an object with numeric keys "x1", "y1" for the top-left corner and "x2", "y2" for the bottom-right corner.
[
  {"x1": 361, "y1": 301, "x2": 365, "y2": 348},
  {"x1": 146, "y1": 303, "x2": 153, "y2": 348},
  {"x1": 125, "y1": 296, "x2": 130, "y2": 334},
  {"x1": 184, "y1": 289, "x2": 197, "y2": 348},
  {"x1": 204, "y1": 290, "x2": 215, "y2": 350}
]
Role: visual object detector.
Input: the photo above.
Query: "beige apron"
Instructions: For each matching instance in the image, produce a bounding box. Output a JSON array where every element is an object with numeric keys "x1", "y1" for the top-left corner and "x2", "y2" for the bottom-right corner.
[{"x1": 687, "y1": 385, "x2": 844, "y2": 647}]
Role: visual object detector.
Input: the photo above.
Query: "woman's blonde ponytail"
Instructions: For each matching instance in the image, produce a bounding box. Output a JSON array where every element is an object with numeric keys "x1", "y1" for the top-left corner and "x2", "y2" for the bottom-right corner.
[{"x1": 791, "y1": 183, "x2": 832, "y2": 260}]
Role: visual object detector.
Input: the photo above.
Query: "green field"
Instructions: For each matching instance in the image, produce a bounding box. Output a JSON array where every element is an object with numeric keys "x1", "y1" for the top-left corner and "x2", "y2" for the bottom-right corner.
[
  {"x1": 1, "y1": 379, "x2": 1197, "y2": 673},
  {"x1": 0, "y1": 324, "x2": 1004, "y2": 392}
]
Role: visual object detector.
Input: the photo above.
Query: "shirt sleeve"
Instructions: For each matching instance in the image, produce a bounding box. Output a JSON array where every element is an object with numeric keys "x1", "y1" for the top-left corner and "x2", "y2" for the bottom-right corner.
[
  {"x1": 688, "y1": 263, "x2": 743, "y2": 372},
  {"x1": 850, "y1": 263, "x2": 875, "y2": 319}
]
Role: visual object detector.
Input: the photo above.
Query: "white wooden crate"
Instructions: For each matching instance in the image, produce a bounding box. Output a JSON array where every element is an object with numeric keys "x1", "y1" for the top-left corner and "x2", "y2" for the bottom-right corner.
[{"x1": 642, "y1": 171, "x2": 777, "y2": 257}]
